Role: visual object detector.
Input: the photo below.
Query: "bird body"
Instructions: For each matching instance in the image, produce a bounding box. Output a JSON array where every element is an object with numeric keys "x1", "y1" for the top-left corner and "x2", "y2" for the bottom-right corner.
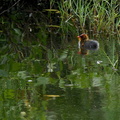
[
  {"x1": 84, "y1": 40, "x2": 99, "y2": 50},
  {"x1": 77, "y1": 34, "x2": 99, "y2": 55}
]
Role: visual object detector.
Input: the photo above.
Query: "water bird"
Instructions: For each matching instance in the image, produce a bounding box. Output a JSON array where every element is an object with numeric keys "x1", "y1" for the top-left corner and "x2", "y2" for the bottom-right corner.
[{"x1": 77, "y1": 34, "x2": 99, "y2": 55}]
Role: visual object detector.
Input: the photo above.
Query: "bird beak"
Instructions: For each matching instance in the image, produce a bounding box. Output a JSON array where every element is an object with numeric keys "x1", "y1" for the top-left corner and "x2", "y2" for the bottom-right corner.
[{"x1": 77, "y1": 36, "x2": 81, "y2": 41}]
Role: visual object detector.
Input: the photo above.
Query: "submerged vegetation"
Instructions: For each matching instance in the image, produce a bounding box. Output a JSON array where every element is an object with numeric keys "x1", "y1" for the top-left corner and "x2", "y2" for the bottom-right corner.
[{"x1": 0, "y1": 0, "x2": 120, "y2": 119}]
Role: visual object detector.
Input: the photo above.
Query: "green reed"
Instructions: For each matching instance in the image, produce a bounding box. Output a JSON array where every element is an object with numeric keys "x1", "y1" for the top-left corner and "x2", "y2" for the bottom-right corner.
[
  {"x1": 58, "y1": 0, "x2": 119, "y2": 34},
  {"x1": 0, "y1": 0, "x2": 119, "y2": 74}
]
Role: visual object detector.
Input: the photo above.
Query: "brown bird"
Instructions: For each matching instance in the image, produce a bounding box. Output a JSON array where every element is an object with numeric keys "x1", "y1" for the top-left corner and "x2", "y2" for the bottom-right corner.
[{"x1": 77, "y1": 34, "x2": 99, "y2": 55}]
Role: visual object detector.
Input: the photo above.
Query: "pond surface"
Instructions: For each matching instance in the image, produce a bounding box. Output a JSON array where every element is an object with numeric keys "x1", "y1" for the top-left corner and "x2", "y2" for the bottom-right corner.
[{"x1": 0, "y1": 34, "x2": 120, "y2": 120}]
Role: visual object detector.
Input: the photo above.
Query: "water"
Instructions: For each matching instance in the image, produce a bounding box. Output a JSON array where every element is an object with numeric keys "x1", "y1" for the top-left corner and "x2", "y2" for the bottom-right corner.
[{"x1": 0, "y1": 34, "x2": 120, "y2": 120}]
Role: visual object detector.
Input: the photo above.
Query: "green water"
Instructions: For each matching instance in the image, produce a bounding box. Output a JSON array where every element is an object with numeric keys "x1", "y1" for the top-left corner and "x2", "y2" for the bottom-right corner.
[{"x1": 0, "y1": 34, "x2": 120, "y2": 120}]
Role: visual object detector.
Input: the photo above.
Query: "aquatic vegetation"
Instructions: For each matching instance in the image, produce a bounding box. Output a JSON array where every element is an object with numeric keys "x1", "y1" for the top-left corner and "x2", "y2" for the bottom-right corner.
[
  {"x1": 0, "y1": 1, "x2": 120, "y2": 120},
  {"x1": 0, "y1": 0, "x2": 119, "y2": 85}
]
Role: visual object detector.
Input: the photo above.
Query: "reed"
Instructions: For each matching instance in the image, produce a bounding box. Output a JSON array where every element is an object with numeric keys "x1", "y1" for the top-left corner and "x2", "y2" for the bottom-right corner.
[{"x1": 58, "y1": 0, "x2": 119, "y2": 34}]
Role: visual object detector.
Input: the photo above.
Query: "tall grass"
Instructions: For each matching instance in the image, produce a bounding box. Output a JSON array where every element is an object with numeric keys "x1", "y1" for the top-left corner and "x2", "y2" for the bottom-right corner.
[{"x1": 58, "y1": 0, "x2": 119, "y2": 34}]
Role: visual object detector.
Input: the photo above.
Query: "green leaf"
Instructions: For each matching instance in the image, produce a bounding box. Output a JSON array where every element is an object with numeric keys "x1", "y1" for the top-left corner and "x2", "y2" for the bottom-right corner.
[
  {"x1": 14, "y1": 28, "x2": 22, "y2": 35},
  {"x1": 59, "y1": 50, "x2": 68, "y2": 61},
  {"x1": 47, "y1": 49, "x2": 53, "y2": 60},
  {"x1": 59, "y1": 79, "x2": 65, "y2": 89},
  {"x1": 11, "y1": 62, "x2": 21, "y2": 72},
  {"x1": 17, "y1": 71, "x2": 29, "y2": 79},
  {"x1": 35, "y1": 77, "x2": 49, "y2": 86},
  {"x1": 0, "y1": 69, "x2": 8, "y2": 77},
  {"x1": 4, "y1": 89, "x2": 15, "y2": 99},
  {"x1": 0, "y1": 39, "x2": 6, "y2": 42}
]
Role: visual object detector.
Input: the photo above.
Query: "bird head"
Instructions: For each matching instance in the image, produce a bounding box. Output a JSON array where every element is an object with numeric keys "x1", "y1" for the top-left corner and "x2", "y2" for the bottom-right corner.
[{"x1": 79, "y1": 34, "x2": 89, "y2": 40}]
